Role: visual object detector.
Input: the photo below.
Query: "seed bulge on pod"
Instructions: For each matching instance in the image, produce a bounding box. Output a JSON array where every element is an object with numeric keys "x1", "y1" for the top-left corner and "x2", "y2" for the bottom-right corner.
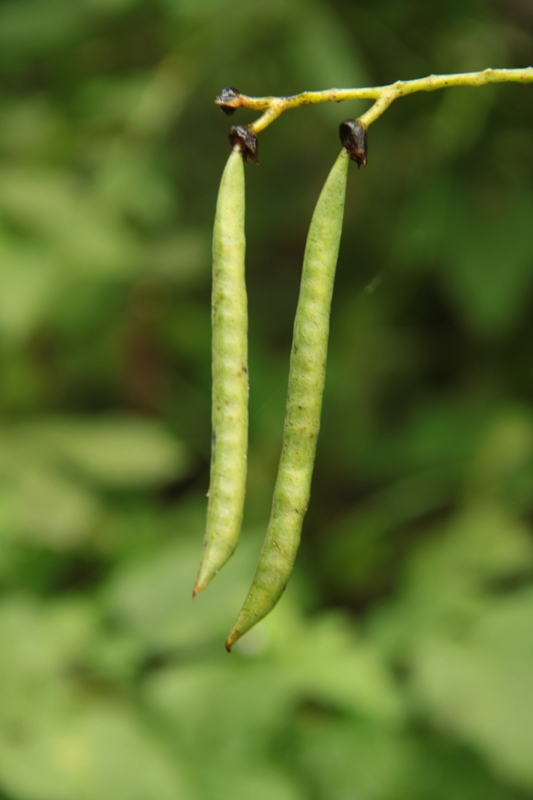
[
  {"x1": 339, "y1": 119, "x2": 368, "y2": 167},
  {"x1": 229, "y1": 125, "x2": 259, "y2": 164}
]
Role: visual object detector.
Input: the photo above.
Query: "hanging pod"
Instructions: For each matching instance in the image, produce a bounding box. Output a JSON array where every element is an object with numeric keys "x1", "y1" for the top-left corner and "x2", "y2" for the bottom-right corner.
[
  {"x1": 194, "y1": 127, "x2": 258, "y2": 596},
  {"x1": 226, "y1": 121, "x2": 366, "y2": 650}
]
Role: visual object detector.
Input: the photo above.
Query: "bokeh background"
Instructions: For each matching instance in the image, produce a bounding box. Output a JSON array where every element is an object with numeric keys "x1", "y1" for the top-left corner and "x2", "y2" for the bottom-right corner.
[{"x1": 1, "y1": 0, "x2": 533, "y2": 798}]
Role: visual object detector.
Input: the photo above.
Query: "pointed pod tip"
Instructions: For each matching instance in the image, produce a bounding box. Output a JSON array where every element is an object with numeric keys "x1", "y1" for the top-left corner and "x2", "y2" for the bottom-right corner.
[{"x1": 225, "y1": 628, "x2": 239, "y2": 652}]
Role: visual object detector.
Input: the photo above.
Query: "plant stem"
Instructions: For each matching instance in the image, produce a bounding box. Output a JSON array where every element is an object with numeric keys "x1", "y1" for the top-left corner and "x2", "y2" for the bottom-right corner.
[{"x1": 215, "y1": 67, "x2": 533, "y2": 132}]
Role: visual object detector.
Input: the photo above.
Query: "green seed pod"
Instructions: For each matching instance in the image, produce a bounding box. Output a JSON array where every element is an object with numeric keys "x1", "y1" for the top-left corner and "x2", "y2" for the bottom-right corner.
[
  {"x1": 226, "y1": 148, "x2": 350, "y2": 649},
  {"x1": 194, "y1": 148, "x2": 248, "y2": 596}
]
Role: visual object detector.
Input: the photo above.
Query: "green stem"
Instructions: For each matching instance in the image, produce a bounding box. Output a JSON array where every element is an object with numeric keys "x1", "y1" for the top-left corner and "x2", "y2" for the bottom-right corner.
[{"x1": 215, "y1": 67, "x2": 533, "y2": 132}]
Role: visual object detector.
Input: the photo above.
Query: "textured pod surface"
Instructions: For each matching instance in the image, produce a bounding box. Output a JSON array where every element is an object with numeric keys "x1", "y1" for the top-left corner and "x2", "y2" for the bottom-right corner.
[
  {"x1": 194, "y1": 149, "x2": 248, "y2": 595},
  {"x1": 226, "y1": 148, "x2": 349, "y2": 649}
]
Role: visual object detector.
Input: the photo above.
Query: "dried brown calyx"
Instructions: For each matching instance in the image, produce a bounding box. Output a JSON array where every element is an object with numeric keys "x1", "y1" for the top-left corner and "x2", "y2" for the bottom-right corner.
[
  {"x1": 228, "y1": 125, "x2": 259, "y2": 164},
  {"x1": 339, "y1": 119, "x2": 368, "y2": 167},
  {"x1": 215, "y1": 87, "x2": 242, "y2": 116}
]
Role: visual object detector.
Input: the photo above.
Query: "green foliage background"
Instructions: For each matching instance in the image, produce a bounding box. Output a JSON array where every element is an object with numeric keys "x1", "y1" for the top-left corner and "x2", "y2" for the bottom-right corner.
[{"x1": 1, "y1": 0, "x2": 533, "y2": 797}]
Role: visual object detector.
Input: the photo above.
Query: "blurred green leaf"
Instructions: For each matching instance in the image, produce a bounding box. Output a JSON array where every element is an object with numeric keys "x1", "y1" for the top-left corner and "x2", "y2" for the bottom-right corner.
[
  {"x1": 289, "y1": 0, "x2": 368, "y2": 113},
  {"x1": 0, "y1": 169, "x2": 140, "y2": 278},
  {"x1": 412, "y1": 589, "x2": 533, "y2": 789},
  {"x1": 271, "y1": 611, "x2": 404, "y2": 724},
  {"x1": 295, "y1": 717, "x2": 416, "y2": 800},
  {"x1": 149, "y1": 232, "x2": 210, "y2": 285},
  {"x1": 26, "y1": 416, "x2": 188, "y2": 488},
  {"x1": 370, "y1": 502, "x2": 533, "y2": 656},
  {"x1": 7, "y1": 467, "x2": 100, "y2": 547},
  {"x1": 440, "y1": 184, "x2": 533, "y2": 335},
  {"x1": 467, "y1": 407, "x2": 533, "y2": 503},
  {"x1": 0, "y1": 599, "x2": 188, "y2": 799},
  {"x1": 0, "y1": 418, "x2": 187, "y2": 547},
  {"x1": 0, "y1": 0, "x2": 87, "y2": 54},
  {"x1": 392, "y1": 176, "x2": 452, "y2": 269},
  {"x1": 0, "y1": 704, "x2": 190, "y2": 800},
  {"x1": 91, "y1": 143, "x2": 177, "y2": 226},
  {"x1": 0, "y1": 237, "x2": 57, "y2": 342}
]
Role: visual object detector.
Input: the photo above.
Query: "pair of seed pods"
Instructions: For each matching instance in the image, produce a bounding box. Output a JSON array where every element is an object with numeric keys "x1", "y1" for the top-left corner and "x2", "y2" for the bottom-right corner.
[{"x1": 194, "y1": 120, "x2": 367, "y2": 650}]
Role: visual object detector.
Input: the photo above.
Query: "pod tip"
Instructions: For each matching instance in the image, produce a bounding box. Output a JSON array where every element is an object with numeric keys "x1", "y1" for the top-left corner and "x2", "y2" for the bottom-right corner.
[
  {"x1": 225, "y1": 621, "x2": 243, "y2": 652},
  {"x1": 192, "y1": 577, "x2": 207, "y2": 598}
]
